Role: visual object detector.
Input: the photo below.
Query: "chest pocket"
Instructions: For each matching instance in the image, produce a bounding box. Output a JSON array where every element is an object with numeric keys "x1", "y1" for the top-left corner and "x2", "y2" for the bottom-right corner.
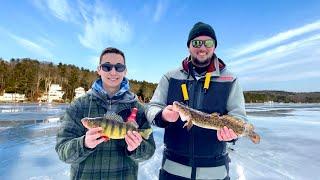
[{"x1": 167, "y1": 78, "x2": 186, "y2": 105}]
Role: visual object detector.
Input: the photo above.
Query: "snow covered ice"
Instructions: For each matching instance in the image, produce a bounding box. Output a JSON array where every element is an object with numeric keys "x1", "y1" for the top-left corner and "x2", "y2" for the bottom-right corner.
[{"x1": 0, "y1": 103, "x2": 319, "y2": 180}]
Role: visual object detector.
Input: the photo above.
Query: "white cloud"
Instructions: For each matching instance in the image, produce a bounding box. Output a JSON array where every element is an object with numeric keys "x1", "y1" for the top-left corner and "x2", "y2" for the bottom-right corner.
[
  {"x1": 32, "y1": 0, "x2": 79, "y2": 23},
  {"x1": 153, "y1": 0, "x2": 168, "y2": 22},
  {"x1": 230, "y1": 33, "x2": 320, "y2": 73},
  {"x1": 243, "y1": 57, "x2": 317, "y2": 76},
  {"x1": 229, "y1": 20, "x2": 320, "y2": 58},
  {"x1": 78, "y1": 2, "x2": 132, "y2": 51},
  {"x1": 37, "y1": 37, "x2": 55, "y2": 47},
  {"x1": 242, "y1": 71, "x2": 320, "y2": 83},
  {"x1": 47, "y1": 0, "x2": 72, "y2": 22},
  {"x1": 228, "y1": 31, "x2": 320, "y2": 87},
  {"x1": 9, "y1": 33, "x2": 53, "y2": 58},
  {"x1": 32, "y1": 1, "x2": 132, "y2": 51}
]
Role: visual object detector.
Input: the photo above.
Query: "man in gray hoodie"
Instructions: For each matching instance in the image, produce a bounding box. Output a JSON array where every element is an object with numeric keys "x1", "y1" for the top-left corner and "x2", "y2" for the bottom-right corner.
[{"x1": 146, "y1": 22, "x2": 247, "y2": 180}]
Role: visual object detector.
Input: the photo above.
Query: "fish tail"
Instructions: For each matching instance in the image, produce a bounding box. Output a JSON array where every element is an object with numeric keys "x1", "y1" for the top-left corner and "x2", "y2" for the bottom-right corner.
[
  {"x1": 139, "y1": 128, "x2": 152, "y2": 139},
  {"x1": 249, "y1": 131, "x2": 261, "y2": 144}
]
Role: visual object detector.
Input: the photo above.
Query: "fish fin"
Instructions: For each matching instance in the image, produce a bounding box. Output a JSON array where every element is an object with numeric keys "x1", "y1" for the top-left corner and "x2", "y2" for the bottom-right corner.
[
  {"x1": 183, "y1": 119, "x2": 193, "y2": 130},
  {"x1": 81, "y1": 118, "x2": 90, "y2": 129},
  {"x1": 211, "y1": 112, "x2": 220, "y2": 117},
  {"x1": 101, "y1": 135, "x2": 110, "y2": 142},
  {"x1": 249, "y1": 131, "x2": 261, "y2": 144},
  {"x1": 179, "y1": 113, "x2": 189, "y2": 122},
  {"x1": 244, "y1": 123, "x2": 254, "y2": 133},
  {"x1": 104, "y1": 112, "x2": 124, "y2": 122},
  {"x1": 126, "y1": 121, "x2": 139, "y2": 129},
  {"x1": 139, "y1": 128, "x2": 153, "y2": 139},
  {"x1": 248, "y1": 124, "x2": 254, "y2": 130}
]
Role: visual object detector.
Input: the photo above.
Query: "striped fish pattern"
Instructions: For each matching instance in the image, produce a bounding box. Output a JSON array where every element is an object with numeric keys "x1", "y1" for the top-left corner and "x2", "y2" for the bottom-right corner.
[
  {"x1": 81, "y1": 113, "x2": 152, "y2": 140},
  {"x1": 172, "y1": 101, "x2": 260, "y2": 144}
]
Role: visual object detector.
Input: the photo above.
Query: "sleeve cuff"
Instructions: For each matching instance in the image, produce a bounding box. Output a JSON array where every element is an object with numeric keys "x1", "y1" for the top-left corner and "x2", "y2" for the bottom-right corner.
[
  {"x1": 125, "y1": 148, "x2": 136, "y2": 156},
  {"x1": 81, "y1": 135, "x2": 96, "y2": 153},
  {"x1": 153, "y1": 110, "x2": 170, "y2": 128},
  {"x1": 227, "y1": 138, "x2": 238, "y2": 145}
]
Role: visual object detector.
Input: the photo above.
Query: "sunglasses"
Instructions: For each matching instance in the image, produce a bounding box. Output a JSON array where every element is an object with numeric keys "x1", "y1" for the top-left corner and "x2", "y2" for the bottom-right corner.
[
  {"x1": 191, "y1": 39, "x2": 215, "y2": 48},
  {"x1": 100, "y1": 63, "x2": 126, "y2": 72}
]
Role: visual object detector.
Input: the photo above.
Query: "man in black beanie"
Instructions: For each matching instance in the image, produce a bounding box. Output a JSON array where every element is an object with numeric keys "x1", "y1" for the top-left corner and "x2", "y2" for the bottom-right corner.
[
  {"x1": 147, "y1": 22, "x2": 247, "y2": 180},
  {"x1": 187, "y1": 21, "x2": 218, "y2": 68}
]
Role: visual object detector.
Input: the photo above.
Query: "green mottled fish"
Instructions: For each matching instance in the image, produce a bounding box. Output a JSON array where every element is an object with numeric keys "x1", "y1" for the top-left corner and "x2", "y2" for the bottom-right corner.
[
  {"x1": 172, "y1": 101, "x2": 260, "y2": 144},
  {"x1": 81, "y1": 113, "x2": 152, "y2": 140}
]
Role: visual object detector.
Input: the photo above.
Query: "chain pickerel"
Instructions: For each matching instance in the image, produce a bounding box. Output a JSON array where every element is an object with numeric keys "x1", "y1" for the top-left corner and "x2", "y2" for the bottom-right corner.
[
  {"x1": 172, "y1": 101, "x2": 260, "y2": 144},
  {"x1": 81, "y1": 113, "x2": 152, "y2": 140}
]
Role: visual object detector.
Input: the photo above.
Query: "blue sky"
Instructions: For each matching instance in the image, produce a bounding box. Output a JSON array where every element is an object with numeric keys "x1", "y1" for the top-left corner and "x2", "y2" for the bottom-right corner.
[{"x1": 0, "y1": 0, "x2": 320, "y2": 92}]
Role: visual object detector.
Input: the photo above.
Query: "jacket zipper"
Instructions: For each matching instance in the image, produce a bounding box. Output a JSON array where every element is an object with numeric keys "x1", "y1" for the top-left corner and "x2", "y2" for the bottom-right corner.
[
  {"x1": 108, "y1": 100, "x2": 112, "y2": 111},
  {"x1": 191, "y1": 78, "x2": 205, "y2": 165},
  {"x1": 190, "y1": 79, "x2": 200, "y2": 167}
]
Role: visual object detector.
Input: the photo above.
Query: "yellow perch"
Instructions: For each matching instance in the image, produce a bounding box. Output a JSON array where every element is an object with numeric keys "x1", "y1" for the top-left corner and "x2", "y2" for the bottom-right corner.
[{"x1": 81, "y1": 113, "x2": 152, "y2": 140}]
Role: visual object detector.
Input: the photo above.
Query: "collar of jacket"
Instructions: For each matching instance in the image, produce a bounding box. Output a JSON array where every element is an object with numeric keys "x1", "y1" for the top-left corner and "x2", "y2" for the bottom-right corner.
[
  {"x1": 91, "y1": 77, "x2": 130, "y2": 97},
  {"x1": 89, "y1": 88, "x2": 137, "y2": 102},
  {"x1": 82, "y1": 89, "x2": 137, "y2": 119},
  {"x1": 181, "y1": 54, "x2": 226, "y2": 78},
  {"x1": 89, "y1": 78, "x2": 137, "y2": 104}
]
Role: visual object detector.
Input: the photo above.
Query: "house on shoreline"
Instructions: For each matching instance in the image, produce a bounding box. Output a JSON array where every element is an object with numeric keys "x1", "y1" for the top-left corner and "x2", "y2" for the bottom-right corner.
[
  {"x1": 0, "y1": 92, "x2": 27, "y2": 102},
  {"x1": 74, "y1": 87, "x2": 86, "y2": 99},
  {"x1": 39, "y1": 84, "x2": 64, "y2": 103},
  {"x1": 2, "y1": 85, "x2": 87, "y2": 103}
]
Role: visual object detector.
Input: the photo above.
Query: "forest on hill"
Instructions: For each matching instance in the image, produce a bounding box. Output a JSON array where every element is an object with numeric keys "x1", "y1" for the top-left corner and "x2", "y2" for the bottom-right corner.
[
  {"x1": 0, "y1": 58, "x2": 156, "y2": 102},
  {"x1": 1, "y1": 58, "x2": 319, "y2": 103},
  {"x1": 244, "y1": 91, "x2": 320, "y2": 103}
]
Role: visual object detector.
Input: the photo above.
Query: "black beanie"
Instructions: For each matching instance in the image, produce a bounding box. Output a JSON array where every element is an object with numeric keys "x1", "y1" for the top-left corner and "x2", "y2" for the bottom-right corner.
[{"x1": 187, "y1": 22, "x2": 217, "y2": 48}]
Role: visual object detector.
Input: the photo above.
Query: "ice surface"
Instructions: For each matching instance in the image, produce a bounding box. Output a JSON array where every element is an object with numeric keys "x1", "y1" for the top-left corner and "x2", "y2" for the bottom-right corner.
[{"x1": 1, "y1": 103, "x2": 319, "y2": 179}]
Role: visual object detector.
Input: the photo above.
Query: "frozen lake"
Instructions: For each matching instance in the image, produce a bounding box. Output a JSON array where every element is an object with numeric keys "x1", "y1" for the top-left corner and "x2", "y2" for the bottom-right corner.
[{"x1": 0, "y1": 103, "x2": 319, "y2": 180}]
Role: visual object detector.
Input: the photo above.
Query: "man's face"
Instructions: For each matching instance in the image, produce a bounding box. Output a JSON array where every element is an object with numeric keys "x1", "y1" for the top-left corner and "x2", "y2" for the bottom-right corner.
[
  {"x1": 188, "y1": 35, "x2": 215, "y2": 67},
  {"x1": 97, "y1": 53, "x2": 126, "y2": 90}
]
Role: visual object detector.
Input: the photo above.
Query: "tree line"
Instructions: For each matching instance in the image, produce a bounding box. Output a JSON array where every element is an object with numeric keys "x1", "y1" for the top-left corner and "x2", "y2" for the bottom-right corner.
[
  {"x1": 244, "y1": 91, "x2": 320, "y2": 103},
  {"x1": 0, "y1": 58, "x2": 157, "y2": 102},
  {"x1": 1, "y1": 58, "x2": 319, "y2": 103}
]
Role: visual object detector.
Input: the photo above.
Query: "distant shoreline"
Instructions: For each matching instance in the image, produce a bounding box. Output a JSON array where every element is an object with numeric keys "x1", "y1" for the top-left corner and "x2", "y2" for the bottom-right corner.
[
  {"x1": 1, "y1": 90, "x2": 320, "y2": 104},
  {"x1": 0, "y1": 101, "x2": 70, "y2": 105}
]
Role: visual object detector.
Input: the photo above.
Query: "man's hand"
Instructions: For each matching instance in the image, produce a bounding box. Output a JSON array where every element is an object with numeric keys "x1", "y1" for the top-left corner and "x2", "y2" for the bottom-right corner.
[
  {"x1": 217, "y1": 126, "x2": 237, "y2": 141},
  {"x1": 162, "y1": 105, "x2": 180, "y2": 122},
  {"x1": 84, "y1": 127, "x2": 108, "y2": 149},
  {"x1": 125, "y1": 131, "x2": 143, "y2": 152}
]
